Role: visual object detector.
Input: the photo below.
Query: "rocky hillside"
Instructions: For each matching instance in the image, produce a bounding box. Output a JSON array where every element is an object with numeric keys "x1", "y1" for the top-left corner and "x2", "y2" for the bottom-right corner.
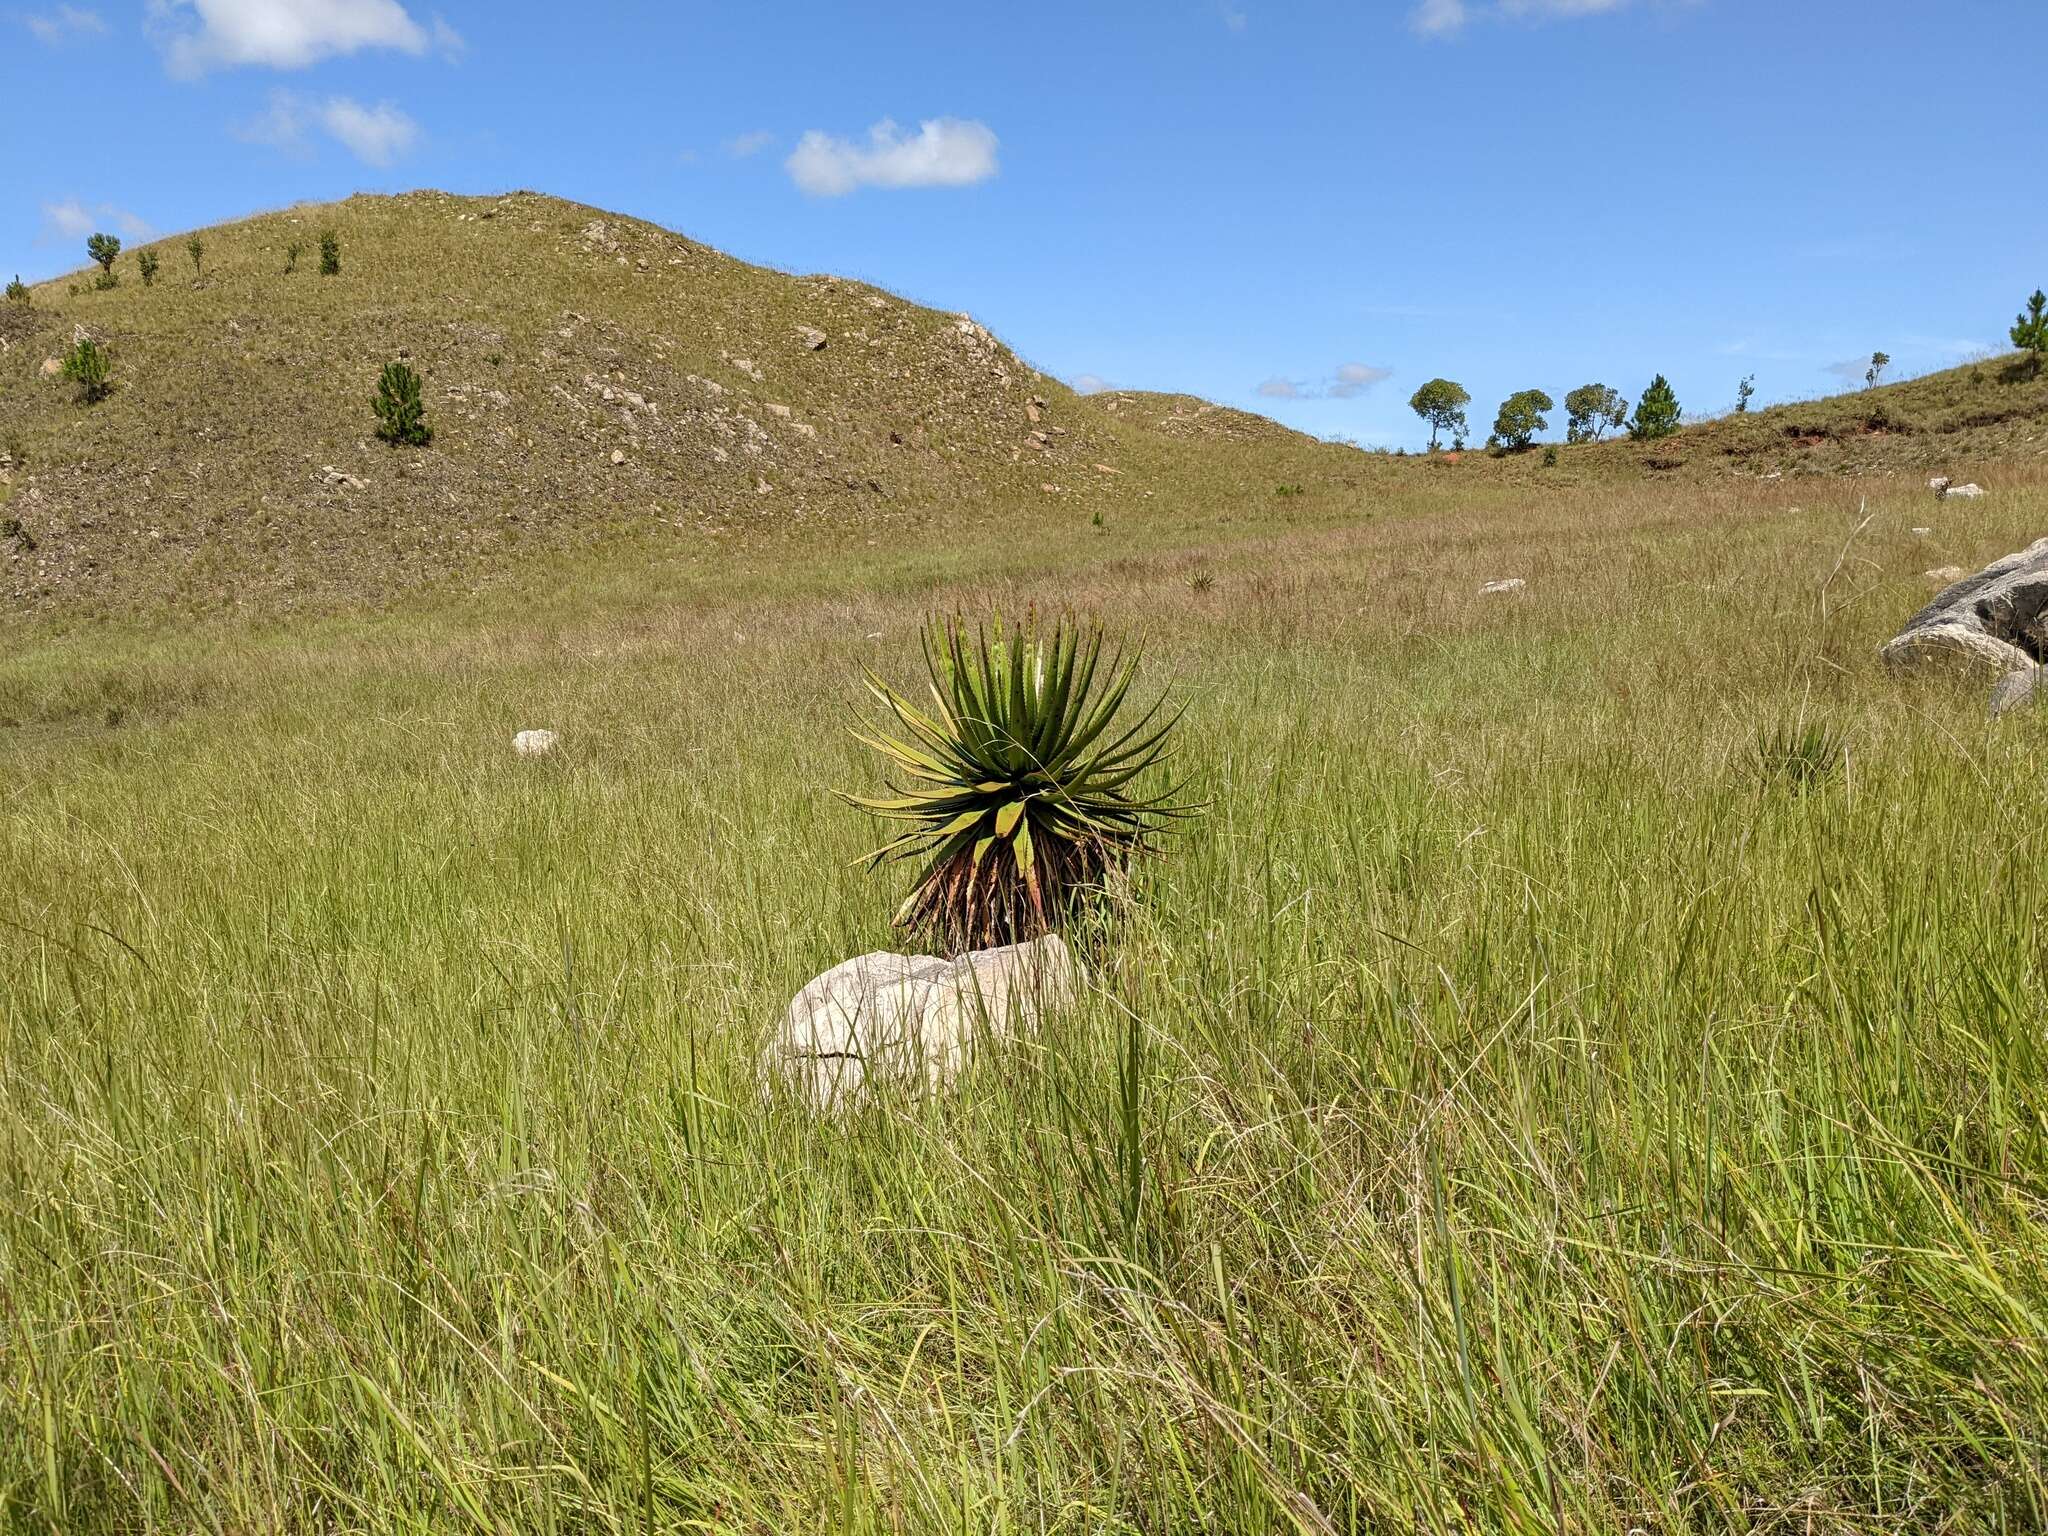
[{"x1": 1, "y1": 190, "x2": 1353, "y2": 618}]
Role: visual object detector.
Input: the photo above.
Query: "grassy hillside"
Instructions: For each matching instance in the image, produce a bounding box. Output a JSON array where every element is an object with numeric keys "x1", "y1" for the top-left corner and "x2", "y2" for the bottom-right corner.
[
  {"x1": 0, "y1": 190, "x2": 1379, "y2": 620},
  {"x1": 1590, "y1": 355, "x2": 2048, "y2": 479},
  {"x1": 8, "y1": 188, "x2": 2043, "y2": 622}
]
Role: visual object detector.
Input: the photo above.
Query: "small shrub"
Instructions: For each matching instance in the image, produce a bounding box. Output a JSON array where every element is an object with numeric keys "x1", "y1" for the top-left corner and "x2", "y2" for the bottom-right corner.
[
  {"x1": 844, "y1": 612, "x2": 1201, "y2": 949},
  {"x1": 485, "y1": 352, "x2": 503, "y2": 367},
  {"x1": 4, "y1": 276, "x2": 27, "y2": 305},
  {"x1": 92, "y1": 269, "x2": 119, "y2": 292},
  {"x1": 137, "y1": 251, "x2": 159, "y2": 287},
  {"x1": 1735, "y1": 373, "x2": 1756, "y2": 413},
  {"x1": 319, "y1": 231, "x2": 341, "y2": 277},
  {"x1": 1091, "y1": 509, "x2": 1104, "y2": 529},
  {"x1": 61, "y1": 338, "x2": 113, "y2": 403},
  {"x1": 1752, "y1": 719, "x2": 1845, "y2": 794},
  {"x1": 1274, "y1": 483, "x2": 1305, "y2": 497},
  {"x1": 371, "y1": 361, "x2": 431, "y2": 446},
  {"x1": 1542, "y1": 445, "x2": 1559, "y2": 467},
  {"x1": 1186, "y1": 571, "x2": 1215, "y2": 593},
  {"x1": 187, "y1": 236, "x2": 204, "y2": 276},
  {"x1": 86, "y1": 232, "x2": 121, "y2": 276},
  {"x1": 284, "y1": 241, "x2": 304, "y2": 274}
]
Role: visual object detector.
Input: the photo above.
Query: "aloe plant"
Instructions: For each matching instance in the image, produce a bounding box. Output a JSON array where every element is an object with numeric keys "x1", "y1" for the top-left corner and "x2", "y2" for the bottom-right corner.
[{"x1": 846, "y1": 613, "x2": 1199, "y2": 950}]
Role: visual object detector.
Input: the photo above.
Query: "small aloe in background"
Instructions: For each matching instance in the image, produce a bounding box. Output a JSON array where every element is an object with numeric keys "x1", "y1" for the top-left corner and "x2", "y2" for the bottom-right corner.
[
  {"x1": 1752, "y1": 718, "x2": 1846, "y2": 794},
  {"x1": 846, "y1": 613, "x2": 1201, "y2": 951}
]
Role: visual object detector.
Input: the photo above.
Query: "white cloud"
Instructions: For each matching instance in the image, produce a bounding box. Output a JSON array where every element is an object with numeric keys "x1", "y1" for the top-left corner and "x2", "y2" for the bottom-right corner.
[
  {"x1": 726, "y1": 130, "x2": 776, "y2": 159},
  {"x1": 149, "y1": 0, "x2": 429, "y2": 74},
  {"x1": 429, "y1": 12, "x2": 462, "y2": 59},
  {"x1": 40, "y1": 199, "x2": 153, "y2": 245},
  {"x1": 786, "y1": 117, "x2": 998, "y2": 197},
  {"x1": 234, "y1": 90, "x2": 418, "y2": 165},
  {"x1": 1257, "y1": 363, "x2": 1393, "y2": 401},
  {"x1": 320, "y1": 96, "x2": 417, "y2": 165},
  {"x1": 1071, "y1": 373, "x2": 1111, "y2": 395},
  {"x1": 23, "y1": 5, "x2": 105, "y2": 43}
]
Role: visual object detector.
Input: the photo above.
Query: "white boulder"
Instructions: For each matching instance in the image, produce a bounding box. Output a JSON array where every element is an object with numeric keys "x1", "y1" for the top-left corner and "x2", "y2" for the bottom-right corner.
[
  {"x1": 512, "y1": 729, "x2": 559, "y2": 757},
  {"x1": 1882, "y1": 536, "x2": 2048, "y2": 677},
  {"x1": 765, "y1": 934, "x2": 1080, "y2": 1111},
  {"x1": 1942, "y1": 483, "x2": 1986, "y2": 500}
]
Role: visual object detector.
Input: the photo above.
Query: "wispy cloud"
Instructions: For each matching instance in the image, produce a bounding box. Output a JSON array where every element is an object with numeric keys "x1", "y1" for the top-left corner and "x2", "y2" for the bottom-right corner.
[
  {"x1": 234, "y1": 88, "x2": 419, "y2": 166},
  {"x1": 321, "y1": 96, "x2": 417, "y2": 165},
  {"x1": 22, "y1": 4, "x2": 105, "y2": 44},
  {"x1": 786, "y1": 117, "x2": 998, "y2": 197},
  {"x1": 149, "y1": 0, "x2": 431, "y2": 75},
  {"x1": 1414, "y1": 0, "x2": 1659, "y2": 38},
  {"x1": 1411, "y1": 0, "x2": 1468, "y2": 35},
  {"x1": 1258, "y1": 362, "x2": 1394, "y2": 401},
  {"x1": 1221, "y1": 6, "x2": 1248, "y2": 31},
  {"x1": 726, "y1": 129, "x2": 776, "y2": 159},
  {"x1": 1329, "y1": 362, "x2": 1394, "y2": 398},
  {"x1": 40, "y1": 198, "x2": 153, "y2": 245}
]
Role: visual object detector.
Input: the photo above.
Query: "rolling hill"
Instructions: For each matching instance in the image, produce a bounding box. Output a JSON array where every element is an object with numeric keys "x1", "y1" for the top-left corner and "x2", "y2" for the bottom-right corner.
[
  {"x1": 3, "y1": 187, "x2": 2043, "y2": 618},
  {"x1": 0, "y1": 190, "x2": 1368, "y2": 619}
]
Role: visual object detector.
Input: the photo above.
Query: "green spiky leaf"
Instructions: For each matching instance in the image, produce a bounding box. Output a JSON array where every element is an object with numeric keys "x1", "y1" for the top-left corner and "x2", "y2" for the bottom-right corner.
[{"x1": 840, "y1": 611, "x2": 1203, "y2": 950}]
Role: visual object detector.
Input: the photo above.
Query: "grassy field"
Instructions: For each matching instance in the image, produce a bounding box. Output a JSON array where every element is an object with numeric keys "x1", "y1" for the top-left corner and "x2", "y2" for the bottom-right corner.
[{"x1": 5, "y1": 458, "x2": 2048, "y2": 1532}]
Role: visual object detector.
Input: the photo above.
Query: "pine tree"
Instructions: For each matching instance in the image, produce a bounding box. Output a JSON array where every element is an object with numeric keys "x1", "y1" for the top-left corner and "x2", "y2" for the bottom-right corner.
[
  {"x1": 1629, "y1": 374, "x2": 1682, "y2": 440},
  {"x1": 2013, "y1": 289, "x2": 2048, "y2": 374},
  {"x1": 372, "y1": 362, "x2": 432, "y2": 446}
]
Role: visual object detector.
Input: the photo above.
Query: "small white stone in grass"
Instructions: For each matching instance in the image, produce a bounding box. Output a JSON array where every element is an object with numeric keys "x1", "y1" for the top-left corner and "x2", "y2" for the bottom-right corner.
[
  {"x1": 1479, "y1": 578, "x2": 1526, "y2": 595},
  {"x1": 1911, "y1": 527, "x2": 1934, "y2": 536},
  {"x1": 512, "y1": 729, "x2": 559, "y2": 757},
  {"x1": 610, "y1": 449, "x2": 626, "y2": 466}
]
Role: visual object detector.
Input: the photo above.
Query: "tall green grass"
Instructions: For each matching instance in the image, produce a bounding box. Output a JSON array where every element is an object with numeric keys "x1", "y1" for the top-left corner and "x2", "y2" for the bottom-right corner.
[{"x1": 3, "y1": 483, "x2": 2046, "y2": 1531}]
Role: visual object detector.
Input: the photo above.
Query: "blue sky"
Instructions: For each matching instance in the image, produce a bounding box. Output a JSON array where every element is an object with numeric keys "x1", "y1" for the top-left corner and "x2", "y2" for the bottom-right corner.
[{"x1": 4, "y1": 0, "x2": 2042, "y2": 448}]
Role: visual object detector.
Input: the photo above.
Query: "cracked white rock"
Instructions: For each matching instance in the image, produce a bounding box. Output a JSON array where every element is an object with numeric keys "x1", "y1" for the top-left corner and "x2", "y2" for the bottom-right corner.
[{"x1": 764, "y1": 935, "x2": 1080, "y2": 1111}]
